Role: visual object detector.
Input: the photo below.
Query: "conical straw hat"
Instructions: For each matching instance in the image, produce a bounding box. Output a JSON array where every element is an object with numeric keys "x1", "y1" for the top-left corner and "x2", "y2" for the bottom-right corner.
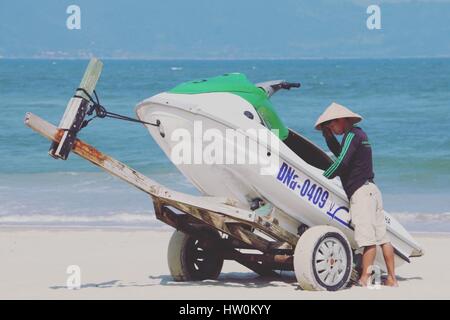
[{"x1": 314, "y1": 102, "x2": 362, "y2": 130}]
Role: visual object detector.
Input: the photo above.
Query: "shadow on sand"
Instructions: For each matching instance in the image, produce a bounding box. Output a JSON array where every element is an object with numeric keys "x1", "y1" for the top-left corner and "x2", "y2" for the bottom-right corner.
[
  {"x1": 49, "y1": 271, "x2": 299, "y2": 290},
  {"x1": 49, "y1": 271, "x2": 421, "y2": 290}
]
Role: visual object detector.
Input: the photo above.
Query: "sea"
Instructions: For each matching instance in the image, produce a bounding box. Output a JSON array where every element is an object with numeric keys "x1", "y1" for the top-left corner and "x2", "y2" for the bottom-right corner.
[{"x1": 0, "y1": 58, "x2": 449, "y2": 231}]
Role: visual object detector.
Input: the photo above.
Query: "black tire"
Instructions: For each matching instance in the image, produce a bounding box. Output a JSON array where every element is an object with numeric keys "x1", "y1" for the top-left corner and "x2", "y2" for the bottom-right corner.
[{"x1": 167, "y1": 227, "x2": 224, "y2": 281}]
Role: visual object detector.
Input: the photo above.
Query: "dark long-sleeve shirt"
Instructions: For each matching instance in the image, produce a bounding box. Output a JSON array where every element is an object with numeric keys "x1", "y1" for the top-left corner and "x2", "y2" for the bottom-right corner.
[{"x1": 323, "y1": 126, "x2": 374, "y2": 199}]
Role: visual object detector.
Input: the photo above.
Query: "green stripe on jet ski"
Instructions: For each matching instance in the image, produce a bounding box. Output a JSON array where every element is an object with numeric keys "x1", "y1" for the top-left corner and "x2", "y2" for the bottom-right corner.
[
  {"x1": 168, "y1": 73, "x2": 289, "y2": 140},
  {"x1": 324, "y1": 132, "x2": 355, "y2": 177}
]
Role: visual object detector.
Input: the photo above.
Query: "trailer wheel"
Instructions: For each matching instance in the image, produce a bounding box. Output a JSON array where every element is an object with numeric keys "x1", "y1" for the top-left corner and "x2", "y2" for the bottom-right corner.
[
  {"x1": 293, "y1": 226, "x2": 352, "y2": 291},
  {"x1": 167, "y1": 227, "x2": 224, "y2": 281}
]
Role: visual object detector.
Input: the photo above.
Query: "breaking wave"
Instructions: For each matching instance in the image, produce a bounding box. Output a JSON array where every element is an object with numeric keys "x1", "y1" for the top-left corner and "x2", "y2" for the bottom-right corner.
[
  {"x1": 1, "y1": 210, "x2": 450, "y2": 232},
  {"x1": 0, "y1": 212, "x2": 171, "y2": 229}
]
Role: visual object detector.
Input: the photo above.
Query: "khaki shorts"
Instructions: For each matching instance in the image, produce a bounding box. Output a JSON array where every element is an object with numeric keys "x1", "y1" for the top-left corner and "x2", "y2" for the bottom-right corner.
[{"x1": 349, "y1": 182, "x2": 390, "y2": 248}]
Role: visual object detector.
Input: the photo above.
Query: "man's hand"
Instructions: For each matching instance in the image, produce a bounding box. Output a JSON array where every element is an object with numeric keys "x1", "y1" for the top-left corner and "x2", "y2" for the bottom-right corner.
[{"x1": 322, "y1": 126, "x2": 333, "y2": 139}]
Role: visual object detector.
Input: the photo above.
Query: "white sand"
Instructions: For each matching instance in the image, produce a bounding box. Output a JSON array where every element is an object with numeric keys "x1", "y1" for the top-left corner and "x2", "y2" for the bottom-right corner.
[{"x1": 0, "y1": 227, "x2": 449, "y2": 299}]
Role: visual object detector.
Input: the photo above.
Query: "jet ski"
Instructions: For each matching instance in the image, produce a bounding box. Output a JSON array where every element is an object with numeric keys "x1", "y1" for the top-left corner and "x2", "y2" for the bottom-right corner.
[{"x1": 136, "y1": 72, "x2": 424, "y2": 283}]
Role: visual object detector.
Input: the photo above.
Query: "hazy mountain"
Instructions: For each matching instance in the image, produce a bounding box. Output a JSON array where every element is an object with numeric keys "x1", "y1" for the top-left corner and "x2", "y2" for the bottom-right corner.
[{"x1": 1, "y1": 0, "x2": 449, "y2": 59}]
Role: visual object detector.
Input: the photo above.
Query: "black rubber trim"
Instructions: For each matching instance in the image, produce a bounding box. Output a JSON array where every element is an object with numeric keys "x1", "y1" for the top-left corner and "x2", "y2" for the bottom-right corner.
[{"x1": 394, "y1": 247, "x2": 411, "y2": 263}]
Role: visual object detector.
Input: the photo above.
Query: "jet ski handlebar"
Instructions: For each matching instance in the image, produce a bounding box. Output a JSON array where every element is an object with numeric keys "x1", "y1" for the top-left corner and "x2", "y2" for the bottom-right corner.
[
  {"x1": 277, "y1": 82, "x2": 301, "y2": 90},
  {"x1": 256, "y1": 80, "x2": 301, "y2": 97}
]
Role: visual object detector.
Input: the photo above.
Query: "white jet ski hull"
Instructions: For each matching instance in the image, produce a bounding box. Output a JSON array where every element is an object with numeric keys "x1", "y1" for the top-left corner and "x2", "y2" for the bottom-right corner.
[{"x1": 136, "y1": 91, "x2": 423, "y2": 269}]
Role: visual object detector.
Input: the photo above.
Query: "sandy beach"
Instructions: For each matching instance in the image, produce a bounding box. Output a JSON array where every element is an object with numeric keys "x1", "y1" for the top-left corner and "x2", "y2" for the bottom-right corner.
[{"x1": 0, "y1": 227, "x2": 448, "y2": 300}]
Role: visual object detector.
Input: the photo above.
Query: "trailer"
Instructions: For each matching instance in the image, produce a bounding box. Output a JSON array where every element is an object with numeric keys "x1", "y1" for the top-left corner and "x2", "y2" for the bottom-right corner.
[{"x1": 25, "y1": 58, "x2": 421, "y2": 291}]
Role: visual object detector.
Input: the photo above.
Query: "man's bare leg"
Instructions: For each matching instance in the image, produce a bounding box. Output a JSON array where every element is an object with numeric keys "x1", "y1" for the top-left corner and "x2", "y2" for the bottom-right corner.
[
  {"x1": 358, "y1": 245, "x2": 376, "y2": 286},
  {"x1": 381, "y1": 242, "x2": 398, "y2": 287}
]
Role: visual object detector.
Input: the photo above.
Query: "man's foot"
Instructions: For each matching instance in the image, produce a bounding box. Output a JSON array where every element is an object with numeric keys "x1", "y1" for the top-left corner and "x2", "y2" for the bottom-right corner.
[
  {"x1": 357, "y1": 276, "x2": 369, "y2": 287},
  {"x1": 383, "y1": 275, "x2": 399, "y2": 287}
]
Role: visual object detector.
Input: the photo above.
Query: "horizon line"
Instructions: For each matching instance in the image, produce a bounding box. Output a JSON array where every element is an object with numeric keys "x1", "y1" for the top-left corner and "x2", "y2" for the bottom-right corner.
[{"x1": 1, "y1": 55, "x2": 450, "y2": 61}]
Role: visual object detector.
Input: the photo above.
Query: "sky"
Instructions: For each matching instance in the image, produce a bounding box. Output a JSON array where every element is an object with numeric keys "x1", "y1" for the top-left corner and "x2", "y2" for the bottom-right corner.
[{"x1": 0, "y1": 0, "x2": 449, "y2": 59}]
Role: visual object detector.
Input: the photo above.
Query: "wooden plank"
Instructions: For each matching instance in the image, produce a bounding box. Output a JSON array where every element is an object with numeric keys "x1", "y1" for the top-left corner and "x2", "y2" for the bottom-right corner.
[
  {"x1": 165, "y1": 201, "x2": 274, "y2": 251},
  {"x1": 49, "y1": 58, "x2": 103, "y2": 159},
  {"x1": 159, "y1": 191, "x2": 299, "y2": 246},
  {"x1": 58, "y1": 58, "x2": 103, "y2": 128},
  {"x1": 256, "y1": 216, "x2": 299, "y2": 246},
  {"x1": 76, "y1": 58, "x2": 104, "y2": 101},
  {"x1": 226, "y1": 224, "x2": 270, "y2": 252},
  {"x1": 154, "y1": 198, "x2": 273, "y2": 252}
]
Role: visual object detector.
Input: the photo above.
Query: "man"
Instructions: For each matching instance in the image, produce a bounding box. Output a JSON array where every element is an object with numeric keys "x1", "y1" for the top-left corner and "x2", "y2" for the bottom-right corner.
[{"x1": 315, "y1": 102, "x2": 398, "y2": 287}]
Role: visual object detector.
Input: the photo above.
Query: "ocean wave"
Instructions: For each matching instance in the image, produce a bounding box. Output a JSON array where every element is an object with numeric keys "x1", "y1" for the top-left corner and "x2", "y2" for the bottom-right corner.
[
  {"x1": 388, "y1": 211, "x2": 450, "y2": 232},
  {"x1": 1, "y1": 211, "x2": 450, "y2": 231},
  {"x1": 391, "y1": 211, "x2": 450, "y2": 223},
  {"x1": 0, "y1": 212, "x2": 169, "y2": 228}
]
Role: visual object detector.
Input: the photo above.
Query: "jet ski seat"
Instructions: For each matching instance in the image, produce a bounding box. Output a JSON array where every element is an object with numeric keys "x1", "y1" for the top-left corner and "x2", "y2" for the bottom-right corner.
[{"x1": 283, "y1": 129, "x2": 332, "y2": 171}]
